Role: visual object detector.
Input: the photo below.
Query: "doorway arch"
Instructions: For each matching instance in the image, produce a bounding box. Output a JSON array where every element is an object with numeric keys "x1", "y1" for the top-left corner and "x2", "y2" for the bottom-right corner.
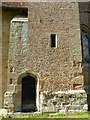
[{"x1": 21, "y1": 75, "x2": 36, "y2": 112}]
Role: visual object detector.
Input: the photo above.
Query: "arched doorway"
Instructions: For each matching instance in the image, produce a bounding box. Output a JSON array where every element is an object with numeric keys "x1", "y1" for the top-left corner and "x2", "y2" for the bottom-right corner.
[{"x1": 21, "y1": 76, "x2": 36, "y2": 112}]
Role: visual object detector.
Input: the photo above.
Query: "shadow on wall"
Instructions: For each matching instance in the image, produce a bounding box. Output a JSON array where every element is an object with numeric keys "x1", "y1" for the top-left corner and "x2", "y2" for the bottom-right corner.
[{"x1": 79, "y1": 2, "x2": 90, "y2": 111}]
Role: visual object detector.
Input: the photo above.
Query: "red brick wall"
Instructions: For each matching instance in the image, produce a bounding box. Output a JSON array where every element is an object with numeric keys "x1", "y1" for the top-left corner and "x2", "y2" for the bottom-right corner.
[{"x1": 28, "y1": 2, "x2": 83, "y2": 92}]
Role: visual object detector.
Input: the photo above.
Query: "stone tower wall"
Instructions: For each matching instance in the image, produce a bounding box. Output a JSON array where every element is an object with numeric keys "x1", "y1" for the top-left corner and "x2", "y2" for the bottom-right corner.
[
  {"x1": 2, "y1": 2, "x2": 90, "y2": 112},
  {"x1": 1, "y1": 7, "x2": 27, "y2": 108}
]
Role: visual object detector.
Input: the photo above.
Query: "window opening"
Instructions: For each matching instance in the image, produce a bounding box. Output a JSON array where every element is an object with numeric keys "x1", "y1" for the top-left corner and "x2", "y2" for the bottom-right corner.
[
  {"x1": 10, "y1": 78, "x2": 13, "y2": 84},
  {"x1": 81, "y1": 30, "x2": 90, "y2": 64},
  {"x1": 51, "y1": 34, "x2": 57, "y2": 47}
]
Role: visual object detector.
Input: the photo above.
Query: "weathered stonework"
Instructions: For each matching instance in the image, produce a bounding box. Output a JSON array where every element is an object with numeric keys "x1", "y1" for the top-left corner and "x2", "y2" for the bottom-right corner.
[
  {"x1": 5, "y1": 17, "x2": 29, "y2": 112},
  {"x1": 2, "y1": 2, "x2": 90, "y2": 113},
  {"x1": 1, "y1": 7, "x2": 27, "y2": 108},
  {"x1": 40, "y1": 90, "x2": 87, "y2": 113},
  {"x1": 4, "y1": 92, "x2": 15, "y2": 112}
]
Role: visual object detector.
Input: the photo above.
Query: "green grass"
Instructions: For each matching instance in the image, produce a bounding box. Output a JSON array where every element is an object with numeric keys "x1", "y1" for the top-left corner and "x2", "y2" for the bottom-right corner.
[
  {"x1": 12, "y1": 112, "x2": 90, "y2": 118},
  {"x1": 1, "y1": 112, "x2": 90, "y2": 119}
]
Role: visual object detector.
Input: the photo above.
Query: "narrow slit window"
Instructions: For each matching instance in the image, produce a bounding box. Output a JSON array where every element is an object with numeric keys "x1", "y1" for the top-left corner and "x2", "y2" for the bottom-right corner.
[
  {"x1": 10, "y1": 78, "x2": 13, "y2": 84},
  {"x1": 51, "y1": 34, "x2": 57, "y2": 47}
]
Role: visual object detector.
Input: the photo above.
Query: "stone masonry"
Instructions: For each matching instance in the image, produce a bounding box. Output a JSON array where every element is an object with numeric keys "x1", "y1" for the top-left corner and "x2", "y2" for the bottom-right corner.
[
  {"x1": 1, "y1": 6, "x2": 27, "y2": 108},
  {"x1": 40, "y1": 90, "x2": 87, "y2": 113},
  {"x1": 4, "y1": 17, "x2": 29, "y2": 112},
  {"x1": 2, "y1": 2, "x2": 90, "y2": 113}
]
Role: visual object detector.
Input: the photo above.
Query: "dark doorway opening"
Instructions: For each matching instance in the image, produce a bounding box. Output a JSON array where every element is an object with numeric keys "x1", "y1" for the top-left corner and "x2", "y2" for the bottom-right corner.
[{"x1": 21, "y1": 76, "x2": 36, "y2": 112}]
